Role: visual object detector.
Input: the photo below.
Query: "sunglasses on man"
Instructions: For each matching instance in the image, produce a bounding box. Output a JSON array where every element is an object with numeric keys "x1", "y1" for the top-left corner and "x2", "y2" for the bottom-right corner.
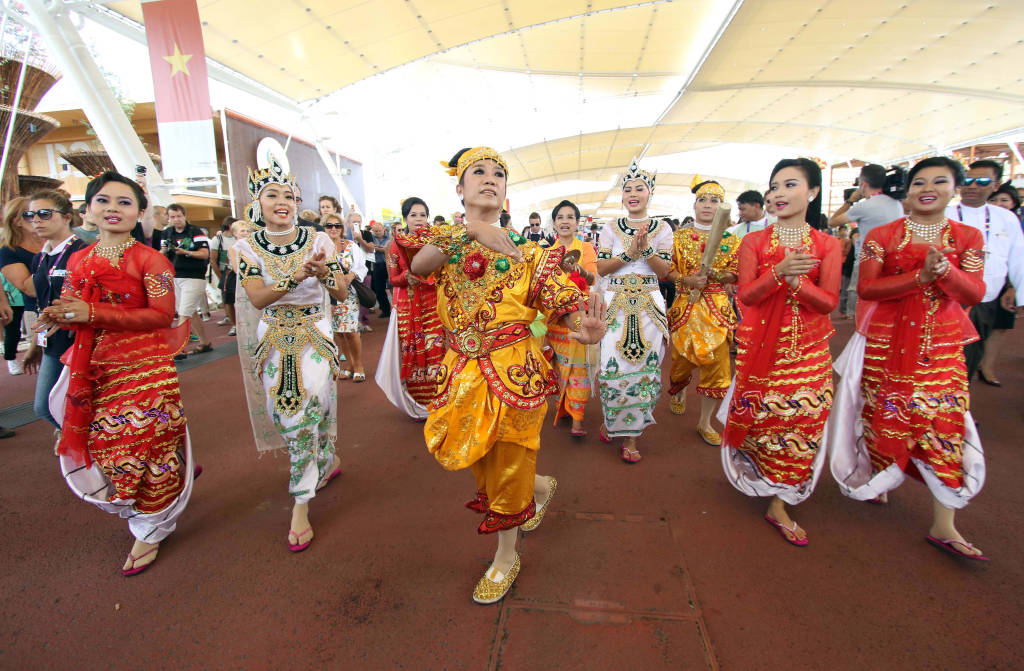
[
  {"x1": 963, "y1": 177, "x2": 994, "y2": 187},
  {"x1": 21, "y1": 209, "x2": 68, "y2": 221}
]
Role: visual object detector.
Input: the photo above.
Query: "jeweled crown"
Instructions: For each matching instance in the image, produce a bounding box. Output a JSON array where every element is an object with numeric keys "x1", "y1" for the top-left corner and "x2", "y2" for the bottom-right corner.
[
  {"x1": 621, "y1": 157, "x2": 656, "y2": 192},
  {"x1": 247, "y1": 156, "x2": 296, "y2": 200}
]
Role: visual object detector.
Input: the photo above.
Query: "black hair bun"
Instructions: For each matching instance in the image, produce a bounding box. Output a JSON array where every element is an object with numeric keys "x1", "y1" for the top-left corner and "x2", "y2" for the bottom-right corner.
[{"x1": 449, "y1": 148, "x2": 471, "y2": 168}]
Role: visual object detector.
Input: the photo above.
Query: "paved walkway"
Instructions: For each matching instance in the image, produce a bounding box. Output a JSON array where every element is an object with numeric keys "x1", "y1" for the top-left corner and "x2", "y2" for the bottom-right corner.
[{"x1": 1, "y1": 313, "x2": 1021, "y2": 669}]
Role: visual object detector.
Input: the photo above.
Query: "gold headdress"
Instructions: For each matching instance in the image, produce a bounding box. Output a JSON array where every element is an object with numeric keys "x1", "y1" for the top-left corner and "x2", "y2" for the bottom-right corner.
[
  {"x1": 802, "y1": 156, "x2": 828, "y2": 171},
  {"x1": 440, "y1": 147, "x2": 509, "y2": 182},
  {"x1": 621, "y1": 156, "x2": 656, "y2": 192},
  {"x1": 690, "y1": 174, "x2": 725, "y2": 200},
  {"x1": 245, "y1": 156, "x2": 297, "y2": 226}
]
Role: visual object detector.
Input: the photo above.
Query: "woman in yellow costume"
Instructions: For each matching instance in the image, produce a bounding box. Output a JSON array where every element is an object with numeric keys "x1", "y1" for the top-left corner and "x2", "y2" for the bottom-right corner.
[
  {"x1": 665, "y1": 176, "x2": 740, "y2": 446},
  {"x1": 410, "y1": 147, "x2": 606, "y2": 604},
  {"x1": 547, "y1": 199, "x2": 597, "y2": 437}
]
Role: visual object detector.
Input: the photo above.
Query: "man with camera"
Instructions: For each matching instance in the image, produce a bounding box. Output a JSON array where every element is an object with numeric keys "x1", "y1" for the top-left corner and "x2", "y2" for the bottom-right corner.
[
  {"x1": 161, "y1": 204, "x2": 213, "y2": 357},
  {"x1": 829, "y1": 164, "x2": 905, "y2": 317}
]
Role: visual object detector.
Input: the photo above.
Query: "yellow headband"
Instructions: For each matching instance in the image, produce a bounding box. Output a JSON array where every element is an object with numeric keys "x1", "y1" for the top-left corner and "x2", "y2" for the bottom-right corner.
[
  {"x1": 440, "y1": 146, "x2": 509, "y2": 181},
  {"x1": 690, "y1": 174, "x2": 725, "y2": 200}
]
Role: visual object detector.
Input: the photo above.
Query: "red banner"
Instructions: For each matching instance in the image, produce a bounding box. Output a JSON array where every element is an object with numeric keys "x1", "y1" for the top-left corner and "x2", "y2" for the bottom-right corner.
[{"x1": 142, "y1": 0, "x2": 211, "y2": 123}]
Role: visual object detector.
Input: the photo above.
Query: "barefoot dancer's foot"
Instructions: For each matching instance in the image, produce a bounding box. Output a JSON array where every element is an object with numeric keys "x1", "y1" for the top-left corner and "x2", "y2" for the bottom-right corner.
[{"x1": 122, "y1": 539, "x2": 159, "y2": 576}]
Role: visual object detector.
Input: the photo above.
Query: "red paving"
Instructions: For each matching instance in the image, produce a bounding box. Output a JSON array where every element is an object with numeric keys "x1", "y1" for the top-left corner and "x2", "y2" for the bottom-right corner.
[{"x1": 1, "y1": 310, "x2": 1022, "y2": 669}]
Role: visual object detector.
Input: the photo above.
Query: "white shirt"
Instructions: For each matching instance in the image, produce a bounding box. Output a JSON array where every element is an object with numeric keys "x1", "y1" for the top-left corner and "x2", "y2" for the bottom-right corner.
[
  {"x1": 41, "y1": 235, "x2": 78, "y2": 255},
  {"x1": 727, "y1": 216, "x2": 769, "y2": 239},
  {"x1": 946, "y1": 202, "x2": 1024, "y2": 304}
]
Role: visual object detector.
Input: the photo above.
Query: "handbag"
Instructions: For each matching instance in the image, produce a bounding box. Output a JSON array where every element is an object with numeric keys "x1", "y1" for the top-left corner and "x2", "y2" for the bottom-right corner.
[{"x1": 351, "y1": 275, "x2": 377, "y2": 308}]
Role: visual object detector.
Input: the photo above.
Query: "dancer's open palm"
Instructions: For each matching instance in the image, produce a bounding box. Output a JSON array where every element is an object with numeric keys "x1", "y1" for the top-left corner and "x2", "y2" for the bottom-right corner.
[{"x1": 569, "y1": 293, "x2": 607, "y2": 345}]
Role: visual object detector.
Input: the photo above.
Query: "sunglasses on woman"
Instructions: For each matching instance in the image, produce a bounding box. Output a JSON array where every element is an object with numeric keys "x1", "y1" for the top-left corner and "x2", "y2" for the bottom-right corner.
[
  {"x1": 963, "y1": 177, "x2": 993, "y2": 187},
  {"x1": 22, "y1": 209, "x2": 66, "y2": 221},
  {"x1": 324, "y1": 223, "x2": 344, "y2": 229}
]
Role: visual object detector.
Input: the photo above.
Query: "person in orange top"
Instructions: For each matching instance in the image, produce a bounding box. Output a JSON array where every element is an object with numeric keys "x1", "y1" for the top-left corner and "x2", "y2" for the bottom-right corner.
[
  {"x1": 377, "y1": 196, "x2": 445, "y2": 418},
  {"x1": 410, "y1": 147, "x2": 606, "y2": 604},
  {"x1": 546, "y1": 199, "x2": 597, "y2": 437},
  {"x1": 830, "y1": 156, "x2": 989, "y2": 561},
  {"x1": 720, "y1": 158, "x2": 840, "y2": 547}
]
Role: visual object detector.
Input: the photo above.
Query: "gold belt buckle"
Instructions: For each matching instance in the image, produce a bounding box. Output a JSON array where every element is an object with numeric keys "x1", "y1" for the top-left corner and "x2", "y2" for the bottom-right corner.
[{"x1": 456, "y1": 328, "x2": 484, "y2": 357}]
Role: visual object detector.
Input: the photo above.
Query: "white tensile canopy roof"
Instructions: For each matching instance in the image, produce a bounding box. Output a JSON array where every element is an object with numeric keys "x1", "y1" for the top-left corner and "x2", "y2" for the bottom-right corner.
[{"x1": 92, "y1": 0, "x2": 1024, "y2": 218}]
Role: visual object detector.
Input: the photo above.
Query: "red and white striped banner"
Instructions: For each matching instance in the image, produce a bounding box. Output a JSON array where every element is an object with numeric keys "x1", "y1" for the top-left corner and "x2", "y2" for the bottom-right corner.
[{"x1": 141, "y1": 0, "x2": 217, "y2": 179}]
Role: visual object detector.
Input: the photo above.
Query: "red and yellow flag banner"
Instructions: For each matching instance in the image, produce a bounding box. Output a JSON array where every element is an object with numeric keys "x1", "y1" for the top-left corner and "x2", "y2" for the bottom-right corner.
[{"x1": 141, "y1": 0, "x2": 217, "y2": 178}]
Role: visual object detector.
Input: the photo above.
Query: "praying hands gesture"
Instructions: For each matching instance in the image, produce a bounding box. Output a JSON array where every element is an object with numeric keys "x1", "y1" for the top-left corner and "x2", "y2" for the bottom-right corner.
[
  {"x1": 775, "y1": 246, "x2": 818, "y2": 289},
  {"x1": 567, "y1": 293, "x2": 607, "y2": 345},
  {"x1": 626, "y1": 226, "x2": 649, "y2": 261},
  {"x1": 296, "y1": 251, "x2": 329, "y2": 282},
  {"x1": 919, "y1": 246, "x2": 954, "y2": 283}
]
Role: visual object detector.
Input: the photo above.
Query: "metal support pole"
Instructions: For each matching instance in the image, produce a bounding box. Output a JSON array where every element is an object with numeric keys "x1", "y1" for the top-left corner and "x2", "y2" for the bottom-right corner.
[
  {"x1": 19, "y1": 0, "x2": 172, "y2": 206},
  {"x1": 310, "y1": 134, "x2": 358, "y2": 214},
  {"x1": 0, "y1": 28, "x2": 31, "y2": 186}
]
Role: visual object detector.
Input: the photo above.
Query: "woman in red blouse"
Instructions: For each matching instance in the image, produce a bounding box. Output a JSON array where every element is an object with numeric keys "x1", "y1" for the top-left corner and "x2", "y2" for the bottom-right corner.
[
  {"x1": 831, "y1": 156, "x2": 988, "y2": 561},
  {"x1": 721, "y1": 158, "x2": 840, "y2": 546},
  {"x1": 39, "y1": 172, "x2": 195, "y2": 576},
  {"x1": 378, "y1": 197, "x2": 445, "y2": 417}
]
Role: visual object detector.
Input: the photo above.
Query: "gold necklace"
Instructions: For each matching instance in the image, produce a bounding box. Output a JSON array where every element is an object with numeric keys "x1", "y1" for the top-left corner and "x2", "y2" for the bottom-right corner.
[{"x1": 92, "y1": 238, "x2": 135, "y2": 261}]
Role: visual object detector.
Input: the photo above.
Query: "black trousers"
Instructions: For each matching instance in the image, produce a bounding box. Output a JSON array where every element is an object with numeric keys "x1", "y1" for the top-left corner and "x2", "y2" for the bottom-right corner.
[
  {"x1": 659, "y1": 280, "x2": 676, "y2": 310},
  {"x1": 371, "y1": 262, "x2": 391, "y2": 317},
  {"x1": 3, "y1": 305, "x2": 24, "y2": 360},
  {"x1": 964, "y1": 298, "x2": 998, "y2": 381}
]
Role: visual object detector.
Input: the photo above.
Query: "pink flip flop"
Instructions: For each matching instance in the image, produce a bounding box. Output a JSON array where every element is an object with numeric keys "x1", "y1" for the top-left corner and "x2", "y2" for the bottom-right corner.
[
  {"x1": 288, "y1": 527, "x2": 313, "y2": 553},
  {"x1": 764, "y1": 514, "x2": 808, "y2": 547},
  {"x1": 598, "y1": 425, "x2": 612, "y2": 443},
  {"x1": 620, "y1": 445, "x2": 642, "y2": 464},
  {"x1": 926, "y1": 535, "x2": 989, "y2": 562},
  {"x1": 122, "y1": 546, "x2": 159, "y2": 577}
]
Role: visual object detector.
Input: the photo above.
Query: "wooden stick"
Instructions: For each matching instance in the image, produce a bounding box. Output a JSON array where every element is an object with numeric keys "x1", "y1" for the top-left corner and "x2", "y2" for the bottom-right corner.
[{"x1": 688, "y1": 203, "x2": 732, "y2": 305}]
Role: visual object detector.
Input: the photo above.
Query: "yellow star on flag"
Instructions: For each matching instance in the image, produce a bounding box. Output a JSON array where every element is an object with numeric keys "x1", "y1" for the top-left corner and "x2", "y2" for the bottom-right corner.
[{"x1": 163, "y1": 43, "x2": 193, "y2": 77}]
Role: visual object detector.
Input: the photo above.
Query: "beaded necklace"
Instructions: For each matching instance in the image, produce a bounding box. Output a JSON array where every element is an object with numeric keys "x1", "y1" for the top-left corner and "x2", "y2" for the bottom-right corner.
[
  {"x1": 91, "y1": 238, "x2": 135, "y2": 264},
  {"x1": 776, "y1": 223, "x2": 810, "y2": 249},
  {"x1": 905, "y1": 216, "x2": 946, "y2": 244}
]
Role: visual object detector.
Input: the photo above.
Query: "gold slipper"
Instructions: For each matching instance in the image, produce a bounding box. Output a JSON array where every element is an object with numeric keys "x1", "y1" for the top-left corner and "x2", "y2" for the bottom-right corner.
[
  {"x1": 521, "y1": 477, "x2": 557, "y2": 532},
  {"x1": 472, "y1": 554, "x2": 521, "y2": 605}
]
